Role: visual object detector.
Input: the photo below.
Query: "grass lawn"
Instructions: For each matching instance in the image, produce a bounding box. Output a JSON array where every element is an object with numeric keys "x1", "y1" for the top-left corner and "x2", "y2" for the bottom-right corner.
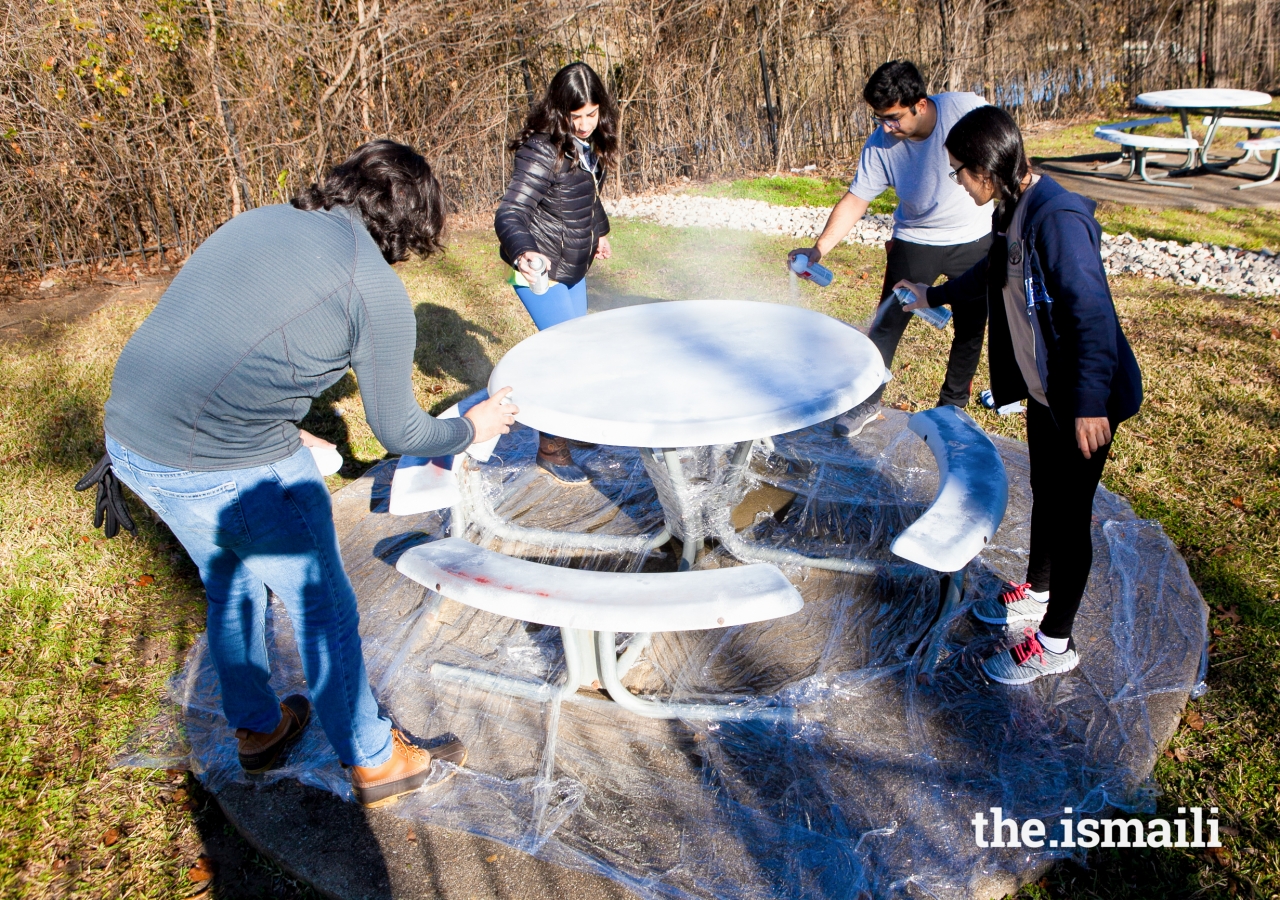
[{"x1": 1, "y1": 219, "x2": 1277, "y2": 898}]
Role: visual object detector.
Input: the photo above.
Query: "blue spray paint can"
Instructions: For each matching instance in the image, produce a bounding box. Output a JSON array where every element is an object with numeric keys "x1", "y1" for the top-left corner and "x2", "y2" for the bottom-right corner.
[
  {"x1": 790, "y1": 253, "x2": 834, "y2": 287},
  {"x1": 893, "y1": 285, "x2": 952, "y2": 329}
]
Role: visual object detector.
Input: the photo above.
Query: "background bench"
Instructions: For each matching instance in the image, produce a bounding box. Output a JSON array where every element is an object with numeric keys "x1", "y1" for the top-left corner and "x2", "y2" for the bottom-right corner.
[{"x1": 1094, "y1": 117, "x2": 1199, "y2": 187}]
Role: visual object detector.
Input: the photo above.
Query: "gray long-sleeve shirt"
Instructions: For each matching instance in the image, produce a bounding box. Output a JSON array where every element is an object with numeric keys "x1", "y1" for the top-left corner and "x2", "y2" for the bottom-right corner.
[{"x1": 104, "y1": 203, "x2": 474, "y2": 471}]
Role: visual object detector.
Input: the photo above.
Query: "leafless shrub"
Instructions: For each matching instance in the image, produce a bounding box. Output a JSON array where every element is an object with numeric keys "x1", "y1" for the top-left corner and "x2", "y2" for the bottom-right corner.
[{"x1": 2, "y1": 0, "x2": 1276, "y2": 272}]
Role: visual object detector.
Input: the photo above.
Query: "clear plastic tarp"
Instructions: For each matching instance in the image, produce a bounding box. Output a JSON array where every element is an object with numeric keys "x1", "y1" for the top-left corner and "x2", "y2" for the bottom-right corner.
[{"x1": 121, "y1": 411, "x2": 1207, "y2": 900}]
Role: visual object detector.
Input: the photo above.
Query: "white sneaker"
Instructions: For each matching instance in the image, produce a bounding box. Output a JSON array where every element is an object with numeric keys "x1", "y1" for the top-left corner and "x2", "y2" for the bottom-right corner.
[
  {"x1": 983, "y1": 630, "x2": 1079, "y2": 685},
  {"x1": 833, "y1": 401, "x2": 882, "y2": 438},
  {"x1": 971, "y1": 582, "x2": 1049, "y2": 627}
]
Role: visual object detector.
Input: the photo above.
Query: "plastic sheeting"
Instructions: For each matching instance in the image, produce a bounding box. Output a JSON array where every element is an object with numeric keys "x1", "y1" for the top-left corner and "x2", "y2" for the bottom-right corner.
[{"x1": 120, "y1": 410, "x2": 1208, "y2": 900}]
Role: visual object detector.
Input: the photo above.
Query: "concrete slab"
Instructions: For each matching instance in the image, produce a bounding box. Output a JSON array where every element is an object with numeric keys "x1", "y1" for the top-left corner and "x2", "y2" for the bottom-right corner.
[
  {"x1": 1034, "y1": 152, "x2": 1280, "y2": 211},
  {"x1": 215, "y1": 779, "x2": 638, "y2": 900}
]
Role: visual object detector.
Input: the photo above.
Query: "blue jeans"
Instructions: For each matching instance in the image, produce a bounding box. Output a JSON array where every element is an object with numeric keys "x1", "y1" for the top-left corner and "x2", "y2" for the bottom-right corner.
[
  {"x1": 106, "y1": 434, "x2": 393, "y2": 767},
  {"x1": 513, "y1": 276, "x2": 587, "y2": 330}
]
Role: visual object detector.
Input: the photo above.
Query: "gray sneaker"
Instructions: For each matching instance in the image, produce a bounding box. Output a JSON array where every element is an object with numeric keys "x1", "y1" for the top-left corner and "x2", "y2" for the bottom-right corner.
[
  {"x1": 982, "y1": 631, "x2": 1079, "y2": 685},
  {"x1": 971, "y1": 582, "x2": 1049, "y2": 627},
  {"x1": 833, "y1": 401, "x2": 882, "y2": 438}
]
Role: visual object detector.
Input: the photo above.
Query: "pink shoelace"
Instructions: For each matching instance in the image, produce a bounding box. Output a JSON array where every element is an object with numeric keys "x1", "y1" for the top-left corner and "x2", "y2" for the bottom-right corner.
[
  {"x1": 1011, "y1": 628, "x2": 1046, "y2": 666},
  {"x1": 999, "y1": 582, "x2": 1033, "y2": 605}
]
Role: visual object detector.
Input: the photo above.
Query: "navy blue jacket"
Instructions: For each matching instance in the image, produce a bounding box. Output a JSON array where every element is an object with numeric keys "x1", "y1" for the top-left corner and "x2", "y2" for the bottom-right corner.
[{"x1": 927, "y1": 176, "x2": 1142, "y2": 428}]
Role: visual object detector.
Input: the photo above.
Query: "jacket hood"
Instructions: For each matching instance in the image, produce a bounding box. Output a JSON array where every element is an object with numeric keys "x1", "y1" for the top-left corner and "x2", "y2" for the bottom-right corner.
[{"x1": 1020, "y1": 174, "x2": 1097, "y2": 236}]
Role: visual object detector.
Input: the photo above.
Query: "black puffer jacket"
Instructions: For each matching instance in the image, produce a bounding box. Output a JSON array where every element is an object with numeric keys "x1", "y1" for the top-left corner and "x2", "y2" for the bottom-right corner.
[{"x1": 494, "y1": 133, "x2": 609, "y2": 286}]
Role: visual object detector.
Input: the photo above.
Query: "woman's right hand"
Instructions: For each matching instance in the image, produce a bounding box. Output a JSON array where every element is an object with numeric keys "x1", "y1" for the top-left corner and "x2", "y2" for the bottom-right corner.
[
  {"x1": 464, "y1": 387, "x2": 520, "y2": 443},
  {"x1": 516, "y1": 252, "x2": 551, "y2": 279},
  {"x1": 893, "y1": 280, "x2": 931, "y2": 311}
]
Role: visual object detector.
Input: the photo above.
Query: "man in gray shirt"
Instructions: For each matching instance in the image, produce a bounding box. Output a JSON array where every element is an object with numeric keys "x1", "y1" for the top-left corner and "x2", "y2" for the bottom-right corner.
[
  {"x1": 96, "y1": 141, "x2": 515, "y2": 808},
  {"x1": 791, "y1": 61, "x2": 993, "y2": 436}
]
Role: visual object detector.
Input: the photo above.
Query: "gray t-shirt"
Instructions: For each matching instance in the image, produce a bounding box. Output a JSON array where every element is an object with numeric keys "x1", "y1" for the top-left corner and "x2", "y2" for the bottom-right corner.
[
  {"x1": 105, "y1": 203, "x2": 474, "y2": 471},
  {"x1": 1002, "y1": 176, "x2": 1049, "y2": 406},
  {"x1": 850, "y1": 92, "x2": 994, "y2": 246}
]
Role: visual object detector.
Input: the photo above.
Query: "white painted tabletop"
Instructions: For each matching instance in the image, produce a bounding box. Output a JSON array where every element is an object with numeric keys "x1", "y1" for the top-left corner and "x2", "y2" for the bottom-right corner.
[
  {"x1": 1136, "y1": 89, "x2": 1271, "y2": 109},
  {"x1": 488, "y1": 299, "x2": 885, "y2": 447}
]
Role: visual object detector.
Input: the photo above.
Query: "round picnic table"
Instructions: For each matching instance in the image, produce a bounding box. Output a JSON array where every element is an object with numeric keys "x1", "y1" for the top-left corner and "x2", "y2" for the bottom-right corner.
[
  {"x1": 1136, "y1": 88, "x2": 1272, "y2": 169},
  {"x1": 488, "y1": 298, "x2": 886, "y2": 568},
  {"x1": 489, "y1": 298, "x2": 884, "y2": 448}
]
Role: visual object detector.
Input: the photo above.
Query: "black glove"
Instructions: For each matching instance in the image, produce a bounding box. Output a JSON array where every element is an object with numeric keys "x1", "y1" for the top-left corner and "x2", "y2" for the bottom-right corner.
[{"x1": 74, "y1": 454, "x2": 137, "y2": 539}]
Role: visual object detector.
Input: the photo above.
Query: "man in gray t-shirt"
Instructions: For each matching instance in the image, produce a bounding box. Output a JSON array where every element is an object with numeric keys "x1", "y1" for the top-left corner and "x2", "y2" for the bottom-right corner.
[{"x1": 790, "y1": 61, "x2": 993, "y2": 437}]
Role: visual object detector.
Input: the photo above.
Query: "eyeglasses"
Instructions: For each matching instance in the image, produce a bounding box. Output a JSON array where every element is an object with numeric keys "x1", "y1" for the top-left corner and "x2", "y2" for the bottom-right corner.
[
  {"x1": 948, "y1": 164, "x2": 968, "y2": 184},
  {"x1": 872, "y1": 112, "x2": 909, "y2": 130}
]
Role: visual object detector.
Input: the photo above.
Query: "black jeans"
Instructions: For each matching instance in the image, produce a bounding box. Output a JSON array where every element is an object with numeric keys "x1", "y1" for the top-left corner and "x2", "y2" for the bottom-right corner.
[
  {"x1": 1024, "y1": 399, "x2": 1113, "y2": 640},
  {"x1": 868, "y1": 235, "x2": 993, "y2": 408}
]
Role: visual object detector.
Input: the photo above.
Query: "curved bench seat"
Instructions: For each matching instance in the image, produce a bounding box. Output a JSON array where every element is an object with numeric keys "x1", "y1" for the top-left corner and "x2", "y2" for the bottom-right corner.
[
  {"x1": 389, "y1": 389, "x2": 495, "y2": 516},
  {"x1": 1093, "y1": 119, "x2": 1199, "y2": 188},
  {"x1": 1235, "y1": 136, "x2": 1280, "y2": 189},
  {"x1": 890, "y1": 406, "x2": 1008, "y2": 574},
  {"x1": 396, "y1": 537, "x2": 802, "y2": 633}
]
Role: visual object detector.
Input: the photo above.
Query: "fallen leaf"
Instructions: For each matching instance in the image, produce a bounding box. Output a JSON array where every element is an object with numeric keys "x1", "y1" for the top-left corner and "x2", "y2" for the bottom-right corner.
[
  {"x1": 1222, "y1": 606, "x2": 1242, "y2": 625},
  {"x1": 1173, "y1": 747, "x2": 1189, "y2": 762},
  {"x1": 1184, "y1": 710, "x2": 1206, "y2": 731},
  {"x1": 172, "y1": 788, "x2": 188, "y2": 803},
  {"x1": 405, "y1": 827, "x2": 417, "y2": 843},
  {"x1": 1221, "y1": 824, "x2": 1240, "y2": 837},
  {"x1": 485, "y1": 854, "x2": 498, "y2": 863},
  {"x1": 79, "y1": 535, "x2": 89, "y2": 543},
  {"x1": 188, "y1": 866, "x2": 214, "y2": 882},
  {"x1": 1270, "y1": 327, "x2": 1279, "y2": 340},
  {"x1": 1230, "y1": 496, "x2": 1244, "y2": 509},
  {"x1": 1206, "y1": 846, "x2": 1231, "y2": 867},
  {"x1": 101, "y1": 827, "x2": 120, "y2": 846},
  {"x1": 134, "y1": 574, "x2": 155, "y2": 586},
  {"x1": 1212, "y1": 628, "x2": 1225, "y2": 636},
  {"x1": 892, "y1": 401, "x2": 912, "y2": 411},
  {"x1": 176, "y1": 800, "x2": 195, "y2": 812},
  {"x1": 192, "y1": 855, "x2": 216, "y2": 873}
]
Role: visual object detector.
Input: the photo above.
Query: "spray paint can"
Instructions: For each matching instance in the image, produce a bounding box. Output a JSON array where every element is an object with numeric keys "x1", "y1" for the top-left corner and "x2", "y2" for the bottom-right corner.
[
  {"x1": 893, "y1": 285, "x2": 952, "y2": 330},
  {"x1": 526, "y1": 254, "x2": 550, "y2": 295},
  {"x1": 789, "y1": 253, "x2": 834, "y2": 287}
]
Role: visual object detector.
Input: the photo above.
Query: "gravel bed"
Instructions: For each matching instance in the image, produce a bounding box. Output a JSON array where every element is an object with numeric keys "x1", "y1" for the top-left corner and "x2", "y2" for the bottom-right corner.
[{"x1": 607, "y1": 193, "x2": 1280, "y2": 296}]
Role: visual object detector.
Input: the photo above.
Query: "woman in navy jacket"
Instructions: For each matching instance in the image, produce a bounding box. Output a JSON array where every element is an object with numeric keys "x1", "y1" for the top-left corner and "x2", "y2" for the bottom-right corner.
[{"x1": 898, "y1": 105, "x2": 1142, "y2": 685}]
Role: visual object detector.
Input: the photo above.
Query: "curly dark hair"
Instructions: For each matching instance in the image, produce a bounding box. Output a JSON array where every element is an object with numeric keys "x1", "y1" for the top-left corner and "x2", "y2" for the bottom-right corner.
[
  {"x1": 292, "y1": 140, "x2": 445, "y2": 263},
  {"x1": 509, "y1": 62, "x2": 618, "y2": 172}
]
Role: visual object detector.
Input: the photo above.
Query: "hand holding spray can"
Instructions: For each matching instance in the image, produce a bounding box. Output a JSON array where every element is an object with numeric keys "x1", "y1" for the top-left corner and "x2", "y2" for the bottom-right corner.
[
  {"x1": 892, "y1": 285, "x2": 952, "y2": 330},
  {"x1": 525, "y1": 254, "x2": 550, "y2": 295},
  {"x1": 789, "y1": 253, "x2": 834, "y2": 287}
]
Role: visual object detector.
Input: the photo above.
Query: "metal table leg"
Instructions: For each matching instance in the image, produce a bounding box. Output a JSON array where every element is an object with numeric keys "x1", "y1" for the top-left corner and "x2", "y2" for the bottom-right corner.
[
  {"x1": 917, "y1": 567, "x2": 965, "y2": 680},
  {"x1": 431, "y1": 627, "x2": 790, "y2": 722},
  {"x1": 450, "y1": 455, "x2": 671, "y2": 554}
]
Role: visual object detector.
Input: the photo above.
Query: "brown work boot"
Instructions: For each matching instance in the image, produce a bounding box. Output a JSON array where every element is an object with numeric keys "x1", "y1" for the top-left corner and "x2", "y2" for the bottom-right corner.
[
  {"x1": 536, "y1": 434, "x2": 589, "y2": 484},
  {"x1": 236, "y1": 694, "x2": 311, "y2": 774},
  {"x1": 349, "y1": 729, "x2": 468, "y2": 808}
]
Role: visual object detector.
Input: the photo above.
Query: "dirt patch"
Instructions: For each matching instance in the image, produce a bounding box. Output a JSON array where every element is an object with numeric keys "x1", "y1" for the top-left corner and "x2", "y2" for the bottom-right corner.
[{"x1": 0, "y1": 275, "x2": 171, "y2": 345}]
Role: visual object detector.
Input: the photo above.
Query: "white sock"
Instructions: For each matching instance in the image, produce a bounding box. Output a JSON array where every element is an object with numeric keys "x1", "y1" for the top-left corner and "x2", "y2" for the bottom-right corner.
[
  {"x1": 1027, "y1": 588, "x2": 1049, "y2": 603},
  {"x1": 1036, "y1": 631, "x2": 1069, "y2": 654}
]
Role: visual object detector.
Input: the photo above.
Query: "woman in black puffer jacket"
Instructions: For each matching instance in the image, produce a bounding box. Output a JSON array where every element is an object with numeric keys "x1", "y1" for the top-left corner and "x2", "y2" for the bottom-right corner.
[{"x1": 495, "y1": 61, "x2": 618, "y2": 483}]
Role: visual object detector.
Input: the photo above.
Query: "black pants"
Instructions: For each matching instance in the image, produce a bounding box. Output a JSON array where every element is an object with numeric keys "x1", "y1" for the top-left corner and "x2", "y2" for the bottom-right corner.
[
  {"x1": 869, "y1": 235, "x2": 993, "y2": 408},
  {"x1": 1024, "y1": 399, "x2": 1113, "y2": 640}
]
